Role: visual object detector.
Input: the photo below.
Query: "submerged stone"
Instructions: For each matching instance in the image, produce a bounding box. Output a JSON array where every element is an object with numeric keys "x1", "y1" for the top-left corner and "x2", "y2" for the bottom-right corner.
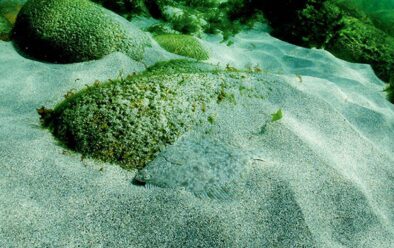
[
  {"x1": 154, "y1": 34, "x2": 209, "y2": 60},
  {"x1": 259, "y1": 0, "x2": 394, "y2": 102},
  {"x1": 12, "y1": 0, "x2": 150, "y2": 63},
  {"x1": 40, "y1": 62, "x2": 247, "y2": 170}
]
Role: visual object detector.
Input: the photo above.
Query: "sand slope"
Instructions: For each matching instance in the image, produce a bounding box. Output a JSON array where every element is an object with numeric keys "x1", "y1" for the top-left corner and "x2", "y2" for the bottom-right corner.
[{"x1": 0, "y1": 24, "x2": 394, "y2": 247}]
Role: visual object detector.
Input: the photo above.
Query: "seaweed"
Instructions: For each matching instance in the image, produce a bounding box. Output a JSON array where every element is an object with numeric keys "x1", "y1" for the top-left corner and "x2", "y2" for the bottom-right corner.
[{"x1": 271, "y1": 109, "x2": 283, "y2": 122}]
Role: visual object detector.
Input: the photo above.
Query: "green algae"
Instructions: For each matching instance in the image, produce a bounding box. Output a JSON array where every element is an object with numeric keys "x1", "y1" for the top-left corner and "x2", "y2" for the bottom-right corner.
[
  {"x1": 40, "y1": 62, "x2": 249, "y2": 170},
  {"x1": 259, "y1": 0, "x2": 394, "y2": 102},
  {"x1": 147, "y1": 59, "x2": 219, "y2": 74},
  {"x1": 95, "y1": 0, "x2": 263, "y2": 39},
  {"x1": 12, "y1": 0, "x2": 149, "y2": 63},
  {"x1": 327, "y1": 16, "x2": 394, "y2": 81},
  {"x1": 154, "y1": 34, "x2": 209, "y2": 60},
  {"x1": 385, "y1": 83, "x2": 394, "y2": 102},
  {"x1": 271, "y1": 109, "x2": 283, "y2": 122},
  {"x1": 0, "y1": 0, "x2": 23, "y2": 24},
  {"x1": 0, "y1": 15, "x2": 11, "y2": 41}
]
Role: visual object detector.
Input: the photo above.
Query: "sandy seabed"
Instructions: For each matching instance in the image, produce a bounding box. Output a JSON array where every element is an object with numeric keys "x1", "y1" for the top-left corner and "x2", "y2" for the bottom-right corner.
[{"x1": 1, "y1": 24, "x2": 394, "y2": 247}]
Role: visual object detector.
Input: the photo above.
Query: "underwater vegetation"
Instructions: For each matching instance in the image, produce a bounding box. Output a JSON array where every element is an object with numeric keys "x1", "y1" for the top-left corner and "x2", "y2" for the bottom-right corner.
[
  {"x1": 154, "y1": 34, "x2": 209, "y2": 60},
  {"x1": 39, "y1": 61, "x2": 244, "y2": 170},
  {"x1": 258, "y1": 0, "x2": 394, "y2": 102},
  {"x1": 0, "y1": 0, "x2": 23, "y2": 24},
  {"x1": 386, "y1": 84, "x2": 394, "y2": 101},
  {"x1": 0, "y1": 0, "x2": 23, "y2": 41},
  {"x1": 147, "y1": 59, "x2": 219, "y2": 74},
  {"x1": 12, "y1": 0, "x2": 149, "y2": 63},
  {"x1": 0, "y1": 15, "x2": 11, "y2": 41},
  {"x1": 271, "y1": 109, "x2": 283, "y2": 122},
  {"x1": 93, "y1": 0, "x2": 264, "y2": 39},
  {"x1": 92, "y1": 0, "x2": 150, "y2": 18}
]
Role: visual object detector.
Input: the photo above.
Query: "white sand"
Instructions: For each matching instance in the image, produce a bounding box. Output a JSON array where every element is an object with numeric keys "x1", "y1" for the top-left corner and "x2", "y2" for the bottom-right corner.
[{"x1": 1, "y1": 23, "x2": 394, "y2": 247}]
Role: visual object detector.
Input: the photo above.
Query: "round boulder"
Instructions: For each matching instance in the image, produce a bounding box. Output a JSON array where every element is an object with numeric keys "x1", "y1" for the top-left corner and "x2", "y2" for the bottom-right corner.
[{"x1": 12, "y1": 0, "x2": 149, "y2": 63}]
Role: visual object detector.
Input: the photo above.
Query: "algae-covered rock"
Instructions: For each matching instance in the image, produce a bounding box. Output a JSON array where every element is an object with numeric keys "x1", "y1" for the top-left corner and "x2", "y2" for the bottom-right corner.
[
  {"x1": 259, "y1": 0, "x2": 394, "y2": 102},
  {"x1": 40, "y1": 62, "x2": 239, "y2": 170},
  {"x1": 12, "y1": 0, "x2": 150, "y2": 63},
  {"x1": 154, "y1": 34, "x2": 209, "y2": 60},
  {"x1": 0, "y1": 15, "x2": 12, "y2": 41},
  {"x1": 326, "y1": 16, "x2": 394, "y2": 82}
]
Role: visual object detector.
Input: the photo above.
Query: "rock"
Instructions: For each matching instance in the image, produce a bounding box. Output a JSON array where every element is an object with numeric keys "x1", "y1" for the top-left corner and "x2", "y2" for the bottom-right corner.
[
  {"x1": 12, "y1": 0, "x2": 150, "y2": 63},
  {"x1": 259, "y1": 0, "x2": 394, "y2": 102},
  {"x1": 39, "y1": 61, "x2": 238, "y2": 170},
  {"x1": 154, "y1": 34, "x2": 209, "y2": 60}
]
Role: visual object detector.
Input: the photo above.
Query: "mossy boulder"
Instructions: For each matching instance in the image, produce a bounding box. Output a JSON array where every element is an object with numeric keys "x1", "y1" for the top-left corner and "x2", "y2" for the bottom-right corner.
[
  {"x1": 12, "y1": 0, "x2": 150, "y2": 63},
  {"x1": 0, "y1": 15, "x2": 12, "y2": 41},
  {"x1": 39, "y1": 62, "x2": 240, "y2": 170},
  {"x1": 154, "y1": 34, "x2": 209, "y2": 60},
  {"x1": 259, "y1": 0, "x2": 394, "y2": 102}
]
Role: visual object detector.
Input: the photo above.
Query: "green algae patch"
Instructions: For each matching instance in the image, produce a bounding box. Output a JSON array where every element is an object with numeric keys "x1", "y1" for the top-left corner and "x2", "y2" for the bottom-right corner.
[
  {"x1": 154, "y1": 34, "x2": 209, "y2": 60},
  {"x1": 12, "y1": 0, "x2": 149, "y2": 63},
  {"x1": 39, "y1": 66, "x2": 246, "y2": 170},
  {"x1": 147, "y1": 59, "x2": 219, "y2": 74},
  {"x1": 385, "y1": 83, "x2": 394, "y2": 102},
  {"x1": 271, "y1": 109, "x2": 283, "y2": 122},
  {"x1": 0, "y1": 16, "x2": 12, "y2": 41},
  {"x1": 0, "y1": 0, "x2": 23, "y2": 25}
]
